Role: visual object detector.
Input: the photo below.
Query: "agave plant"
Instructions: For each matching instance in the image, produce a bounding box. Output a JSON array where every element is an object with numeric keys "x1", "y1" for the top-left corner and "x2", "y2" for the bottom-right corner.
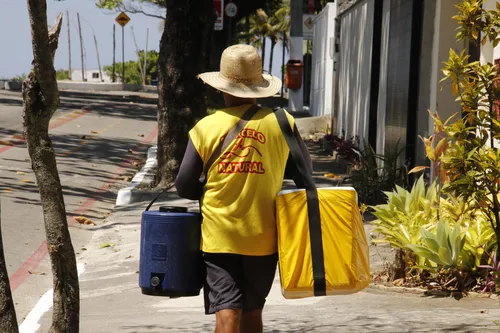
[{"x1": 371, "y1": 176, "x2": 438, "y2": 250}]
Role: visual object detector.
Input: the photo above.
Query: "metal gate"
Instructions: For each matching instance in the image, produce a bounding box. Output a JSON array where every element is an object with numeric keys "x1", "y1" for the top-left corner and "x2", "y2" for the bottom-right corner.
[{"x1": 384, "y1": 0, "x2": 423, "y2": 166}]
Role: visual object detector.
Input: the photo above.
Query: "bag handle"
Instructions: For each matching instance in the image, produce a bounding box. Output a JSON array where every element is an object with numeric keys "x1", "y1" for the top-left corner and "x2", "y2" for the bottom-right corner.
[
  {"x1": 274, "y1": 108, "x2": 327, "y2": 297},
  {"x1": 204, "y1": 104, "x2": 261, "y2": 176},
  {"x1": 145, "y1": 104, "x2": 261, "y2": 212}
]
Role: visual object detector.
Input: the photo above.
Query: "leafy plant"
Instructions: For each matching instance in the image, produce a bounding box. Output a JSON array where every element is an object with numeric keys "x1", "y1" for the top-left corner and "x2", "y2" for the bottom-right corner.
[
  {"x1": 411, "y1": 0, "x2": 500, "y2": 258},
  {"x1": 407, "y1": 219, "x2": 465, "y2": 270},
  {"x1": 56, "y1": 69, "x2": 70, "y2": 81},
  {"x1": 323, "y1": 131, "x2": 360, "y2": 165},
  {"x1": 103, "y1": 50, "x2": 159, "y2": 85},
  {"x1": 10, "y1": 74, "x2": 27, "y2": 82},
  {"x1": 371, "y1": 176, "x2": 437, "y2": 250},
  {"x1": 478, "y1": 251, "x2": 500, "y2": 293},
  {"x1": 348, "y1": 140, "x2": 408, "y2": 205}
]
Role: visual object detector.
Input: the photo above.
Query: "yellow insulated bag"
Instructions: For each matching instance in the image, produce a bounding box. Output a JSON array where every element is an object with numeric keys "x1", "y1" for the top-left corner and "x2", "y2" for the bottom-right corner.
[{"x1": 274, "y1": 109, "x2": 370, "y2": 299}]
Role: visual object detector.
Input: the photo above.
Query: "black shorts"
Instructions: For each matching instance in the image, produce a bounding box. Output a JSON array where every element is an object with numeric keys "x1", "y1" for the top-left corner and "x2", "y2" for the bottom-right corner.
[{"x1": 203, "y1": 252, "x2": 278, "y2": 315}]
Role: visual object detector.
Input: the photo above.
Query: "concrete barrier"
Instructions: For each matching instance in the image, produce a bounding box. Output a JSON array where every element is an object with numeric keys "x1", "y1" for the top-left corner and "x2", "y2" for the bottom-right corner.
[
  {"x1": 4, "y1": 81, "x2": 22, "y2": 91},
  {"x1": 57, "y1": 81, "x2": 158, "y2": 93},
  {"x1": 0, "y1": 80, "x2": 6, "y2": 90}
]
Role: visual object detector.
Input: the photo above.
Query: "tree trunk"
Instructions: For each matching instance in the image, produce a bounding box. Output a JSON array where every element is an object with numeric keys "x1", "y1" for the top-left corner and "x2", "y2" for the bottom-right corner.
[
  {"x1": 269, "y1": 39, "x2": 276, "y2": 75},
  {"x1": 23, "y1": 7, "x2": 79, "y2": 333},
  {"x1": 388, "y1": 248, "x2": 406, "y2": 281},
  {"x1": 155, "y1": 0, "x2": 213, "y2": 187},
  {"x1": 0, "y1": 201, "x2": 18, "y2": 333},
  {"x1": 261, "y1": 35, "x2": 267, "y2": 70}
]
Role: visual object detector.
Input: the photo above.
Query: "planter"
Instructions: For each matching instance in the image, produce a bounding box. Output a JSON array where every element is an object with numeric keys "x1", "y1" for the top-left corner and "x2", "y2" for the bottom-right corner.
[{"x1": 5, "y1": 81, "x2": 22, "y2": 91}]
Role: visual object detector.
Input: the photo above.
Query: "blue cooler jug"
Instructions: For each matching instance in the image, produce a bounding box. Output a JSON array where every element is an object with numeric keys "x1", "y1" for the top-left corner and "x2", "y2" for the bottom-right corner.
[{"x1": 139, "y1": 204, "x2": 204, "y2": 297}]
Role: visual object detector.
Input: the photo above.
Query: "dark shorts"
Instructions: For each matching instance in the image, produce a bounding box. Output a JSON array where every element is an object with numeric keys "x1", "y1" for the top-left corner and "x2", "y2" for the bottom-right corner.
[{"x1": 203, "y1": 252, "x2": 278, "y2": 315}]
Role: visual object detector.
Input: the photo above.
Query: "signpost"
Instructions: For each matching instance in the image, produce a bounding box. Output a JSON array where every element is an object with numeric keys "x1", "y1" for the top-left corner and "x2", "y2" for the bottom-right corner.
[
  {"x1": 115, "y1": 12, "x2": 131, "y2": 83},
  {"x1": 214, "y1": 0, "x2": 224, "y2": 31},
  {"x1": 303, "y1": 14, "x2": 315, "y2": 40},
  {"x1": 225, "y1": 2, "x2": 238, "y2": 46},
  {"x1": 225, "y1": 2, "x2": 238, "y2": 17}
]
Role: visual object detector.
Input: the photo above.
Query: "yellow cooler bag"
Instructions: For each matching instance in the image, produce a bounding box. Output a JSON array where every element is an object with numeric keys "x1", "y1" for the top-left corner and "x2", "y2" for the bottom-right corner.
[
  {"x1": 275, "y1": 187, "x2": 370, "y2": 299},
  {"x1": 274, "y1": 108, "x2": 370, "y2": 299}
]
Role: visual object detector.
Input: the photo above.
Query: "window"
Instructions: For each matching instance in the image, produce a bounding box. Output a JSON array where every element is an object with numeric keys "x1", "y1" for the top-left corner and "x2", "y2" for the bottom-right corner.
[{"x1": 92, "y1": 72, "x2": 99, "y2": 79}]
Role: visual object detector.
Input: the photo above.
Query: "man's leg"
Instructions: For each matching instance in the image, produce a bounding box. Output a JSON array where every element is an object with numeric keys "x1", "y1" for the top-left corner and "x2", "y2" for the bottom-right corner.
[
  {"x1": 240, "y1": 309, "x2": 263, "y2": 333},
  {"x1": 241, "y1": 254, "x2": 278, "y2": 332},
  {"x1": 215, "y1": 309, "x2": 242, "y2": 333},
  {"x1": 203, "y1": 253, "x2": 245, "y2": 332}
]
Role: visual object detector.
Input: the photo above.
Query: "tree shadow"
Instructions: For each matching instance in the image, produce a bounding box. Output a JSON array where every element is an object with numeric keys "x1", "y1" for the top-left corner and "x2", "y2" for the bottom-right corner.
[{"x1": 0, "y1": 131, "x2": 154, "y2": 220}]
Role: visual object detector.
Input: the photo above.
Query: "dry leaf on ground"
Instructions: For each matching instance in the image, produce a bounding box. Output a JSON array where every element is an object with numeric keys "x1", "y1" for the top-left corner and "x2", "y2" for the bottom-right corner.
[
  {"x1": 0, "y1": 140, "x2": 13, "y2": 146},
  {"x1": 91, "y1": 131, "x2": 99, "y2": 134},
  {"x1": 74, "y1": 216, "x2": 96, "y2": 225},
  {"x1": 16, "y1": 171, "x2": 27, "y2": 175},
  {"x1": 100, "y1": 243, "x2": 114, "y2": 249}
]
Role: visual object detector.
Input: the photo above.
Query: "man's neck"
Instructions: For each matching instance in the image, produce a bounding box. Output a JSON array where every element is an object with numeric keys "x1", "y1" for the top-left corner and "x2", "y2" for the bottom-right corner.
[{"x1": 225, "y1": 97, "x2": 256, "y2": 108}]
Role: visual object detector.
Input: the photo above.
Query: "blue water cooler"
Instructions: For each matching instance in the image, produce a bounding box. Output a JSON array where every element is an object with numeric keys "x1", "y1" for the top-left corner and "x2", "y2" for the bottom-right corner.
[{"x1": 139, "y1": 205, "x2": 204, "y2": 297}]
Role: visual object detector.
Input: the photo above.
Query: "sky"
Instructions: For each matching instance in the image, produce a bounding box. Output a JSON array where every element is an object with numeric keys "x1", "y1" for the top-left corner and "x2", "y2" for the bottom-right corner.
[{"x1": 0, "y1": 0, "x2": 288, "y2": 80}]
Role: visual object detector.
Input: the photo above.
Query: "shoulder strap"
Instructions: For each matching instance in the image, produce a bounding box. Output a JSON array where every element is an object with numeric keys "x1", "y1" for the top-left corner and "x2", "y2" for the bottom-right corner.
[
  {"x1": 274, "y1": 108, "x2": 326, "y2": 297},
  {"x1": 204, "y1": 104, "x2": 260, "y2": 176}
]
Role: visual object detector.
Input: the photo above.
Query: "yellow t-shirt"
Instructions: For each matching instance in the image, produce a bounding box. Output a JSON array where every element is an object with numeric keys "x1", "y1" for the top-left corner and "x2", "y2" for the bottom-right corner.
[{"x1": 189, "y1": 105, "x2": 295, "y2": 256}]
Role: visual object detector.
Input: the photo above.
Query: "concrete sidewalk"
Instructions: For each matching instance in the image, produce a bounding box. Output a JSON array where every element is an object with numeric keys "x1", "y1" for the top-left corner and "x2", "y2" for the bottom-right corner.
[{"x1": 35, "y1": 188, "x2": 500, "y2": 333}]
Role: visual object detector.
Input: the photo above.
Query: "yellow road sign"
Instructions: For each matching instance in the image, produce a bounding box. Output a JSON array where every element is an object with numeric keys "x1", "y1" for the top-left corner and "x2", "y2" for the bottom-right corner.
[{"x1": 115, "y1": 12, "x2": 131, "y2": 27}]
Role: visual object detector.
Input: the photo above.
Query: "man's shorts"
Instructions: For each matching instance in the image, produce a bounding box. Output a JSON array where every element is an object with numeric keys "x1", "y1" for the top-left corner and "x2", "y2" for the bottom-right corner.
[{"x1": 203, "y1": 252, "x2": 278, "y2": 315}]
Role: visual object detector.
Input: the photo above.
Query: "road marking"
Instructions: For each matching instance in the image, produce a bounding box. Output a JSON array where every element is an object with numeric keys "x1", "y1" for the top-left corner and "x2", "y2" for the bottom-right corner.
[
  {"x1": 19, "y1": 263, "x2": 86, "y2": 333},
  {"x1": 10, "y1": 125, "x2": 158, "y2": 291}
]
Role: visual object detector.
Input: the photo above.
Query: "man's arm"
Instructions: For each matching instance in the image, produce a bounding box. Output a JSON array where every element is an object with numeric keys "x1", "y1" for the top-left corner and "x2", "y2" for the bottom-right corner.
[
  {"x1": 175, "y1": 139, "x2": 204, "y2": 200},
  {"x1": 284, "y1": 124, "x2": 313, "y2": 187}
]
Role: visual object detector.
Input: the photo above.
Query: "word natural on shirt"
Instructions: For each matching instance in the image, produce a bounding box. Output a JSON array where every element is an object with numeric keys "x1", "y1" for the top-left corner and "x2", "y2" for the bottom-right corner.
[{"x1": 218, "y1": 128, "x2": 266, "y2": 174}]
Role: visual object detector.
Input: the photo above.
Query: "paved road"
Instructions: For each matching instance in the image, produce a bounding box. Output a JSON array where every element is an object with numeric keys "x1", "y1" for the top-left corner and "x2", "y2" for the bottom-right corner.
[
  {"x1": 0, "y1": 90, "x2": 158, "y2": 324},
  {"x1": 37, "y1": 198, "x2": 500, "y2": 333}
]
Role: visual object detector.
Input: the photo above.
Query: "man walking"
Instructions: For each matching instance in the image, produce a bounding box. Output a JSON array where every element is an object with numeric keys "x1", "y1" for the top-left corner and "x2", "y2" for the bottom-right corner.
[{"x1": 175, "y1": 44, "x2": 311, "y2": 333}]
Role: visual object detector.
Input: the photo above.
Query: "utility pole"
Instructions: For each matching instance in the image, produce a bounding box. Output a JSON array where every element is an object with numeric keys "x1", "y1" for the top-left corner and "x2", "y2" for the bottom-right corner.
[
  {"x1": 282, "y1": 31, "x2": 286, "y2": 98},
  {"x1": 67, "y1": 10, "x2": 72, "y2": 80},
  {"x1": 113, "y1": 25, "x2": 116, "y2": 82},
  {"x1": 131, "y1": 26, "x2": 145, "y2": 84},
  {"x1": 77, "y1": 12, "x2": 85, "y2": 81},
  {"x1": 144, "y1": 28, "x2": 149, "y2": 85},
  {"x1": 122, "y1": 25, "x2": 125, "y2": 83},
  {"x1": 289, "y1": 0, "x2": 304, "y2": 111},
  {"x1": 94, "y1": 34, "x2": 103, "y2": 82}
]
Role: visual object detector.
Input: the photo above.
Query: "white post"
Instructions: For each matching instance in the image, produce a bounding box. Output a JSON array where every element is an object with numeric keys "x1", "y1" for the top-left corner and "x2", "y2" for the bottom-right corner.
[{"x1": 289, "y1": 0, "x2": 303, "y2": 112}]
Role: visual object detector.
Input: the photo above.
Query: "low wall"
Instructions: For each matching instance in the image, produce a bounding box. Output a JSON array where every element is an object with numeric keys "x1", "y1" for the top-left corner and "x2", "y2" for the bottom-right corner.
[
  {"x1": 57, "y1": 81, "x2": 158, "y2": 93},
  {"x1": 295, "y1": 115, "x2": 331, "y2": 136}
]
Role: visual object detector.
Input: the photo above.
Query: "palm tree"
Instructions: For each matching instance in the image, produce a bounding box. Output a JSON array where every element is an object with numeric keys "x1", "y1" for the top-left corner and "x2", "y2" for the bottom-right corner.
[
  {"x1": 248, "y1": 9, "x2": 272, "y2": 69},
  {"x1": 269, "y1": 5, "x2": 290, "y2": 75}
]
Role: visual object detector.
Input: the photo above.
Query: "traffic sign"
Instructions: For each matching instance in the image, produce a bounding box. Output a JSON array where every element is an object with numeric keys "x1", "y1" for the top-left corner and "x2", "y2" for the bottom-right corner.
[
  {"x1": 115, "y1": 12, "x2": 131, "y2": 27},
  {"x1": 214, "y1": 0, "x2": 224, "y2": 30},
  {"x1": 225, "y1": 2, "x2": 238, "y2": 18}
]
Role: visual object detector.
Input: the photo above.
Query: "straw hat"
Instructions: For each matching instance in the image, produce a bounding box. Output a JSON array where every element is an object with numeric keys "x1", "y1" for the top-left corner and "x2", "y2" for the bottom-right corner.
[{"x1": 198, "y1": 44, "x2": 282, "y2": 98}]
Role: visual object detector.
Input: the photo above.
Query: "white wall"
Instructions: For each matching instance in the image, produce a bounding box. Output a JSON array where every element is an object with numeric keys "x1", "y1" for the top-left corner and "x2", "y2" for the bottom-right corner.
[
  {"x1": 71, "y1": 69, "x2": 111, "y2": 83},
  {"x1": 478, "y1": 0, "x2": 500, "y2": 147},
  {"x1": 336, "y1": 0, "x2": 374, "y2": 142},
  {"x1": 310, "y1": 3, "x2": 336, "y2": 117}
]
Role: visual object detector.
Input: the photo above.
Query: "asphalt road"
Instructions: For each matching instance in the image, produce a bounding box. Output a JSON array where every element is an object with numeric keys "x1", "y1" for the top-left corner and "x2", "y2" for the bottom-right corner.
[{"x1": 0, "y1": 90, "x2": 158, "y2": 324}]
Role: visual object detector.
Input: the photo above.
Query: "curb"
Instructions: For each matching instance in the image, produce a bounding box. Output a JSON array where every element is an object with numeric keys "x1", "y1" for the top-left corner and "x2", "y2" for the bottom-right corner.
[
  {"x1": 368, "y1": 283, "x2": 500, "y2": 300},
  {"x1": 115, "y1": 145, "x2": 157, "y2": 206}
]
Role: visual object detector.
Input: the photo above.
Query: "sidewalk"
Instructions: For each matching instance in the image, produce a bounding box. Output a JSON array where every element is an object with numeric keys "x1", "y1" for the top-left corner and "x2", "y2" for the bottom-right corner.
[{"x1": 37, "y1": 141, "x2": 500, "y2": 332}]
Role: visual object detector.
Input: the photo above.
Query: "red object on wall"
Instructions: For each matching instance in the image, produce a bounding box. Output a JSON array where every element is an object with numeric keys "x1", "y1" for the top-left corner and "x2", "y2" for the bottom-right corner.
[
  {"x1": 286, "y1": 60, "x2": 303, "y2": 90},
  {"x1": 308, "y1": 0, "x2": 314, "y2": 13}
]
